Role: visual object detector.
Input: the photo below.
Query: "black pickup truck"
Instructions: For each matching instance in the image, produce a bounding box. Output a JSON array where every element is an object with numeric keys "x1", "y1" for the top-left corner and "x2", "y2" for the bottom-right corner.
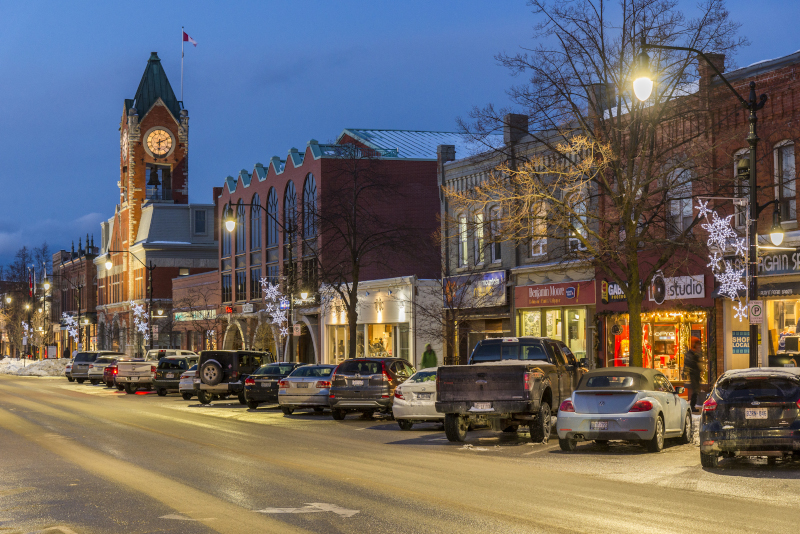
[{"x1": 435, "y1": 337, "x2": 586, "y2": 443}]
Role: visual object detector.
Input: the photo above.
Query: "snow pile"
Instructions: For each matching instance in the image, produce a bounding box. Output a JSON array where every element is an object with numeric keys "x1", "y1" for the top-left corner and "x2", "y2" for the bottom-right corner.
[{"x1": 0, "y1": 357, "x2": 69, "y2": 377}]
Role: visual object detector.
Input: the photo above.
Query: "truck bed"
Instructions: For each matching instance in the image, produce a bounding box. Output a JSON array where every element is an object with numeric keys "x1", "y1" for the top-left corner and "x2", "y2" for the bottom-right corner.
[{"x1": 437, "y1": 363, "x2": 529, "y2": 403}]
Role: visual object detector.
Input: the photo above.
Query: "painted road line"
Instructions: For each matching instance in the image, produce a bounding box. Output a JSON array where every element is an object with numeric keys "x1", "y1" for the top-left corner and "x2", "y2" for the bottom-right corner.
[
  {"x1": 255, "y1": 503, "x2": 359, "y2": 518},
  {"x1": 160, "y1": 513, "x2": 216, "y2": 521}
]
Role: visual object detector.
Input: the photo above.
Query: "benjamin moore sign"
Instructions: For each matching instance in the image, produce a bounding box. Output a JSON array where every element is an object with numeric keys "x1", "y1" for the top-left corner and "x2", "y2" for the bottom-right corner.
[
  {"x1": 515, "y1": 280, "x2": 596, "y2": 308},
  {"x1": 648, "y1": 275, "x2": 705, "y2": 302}
]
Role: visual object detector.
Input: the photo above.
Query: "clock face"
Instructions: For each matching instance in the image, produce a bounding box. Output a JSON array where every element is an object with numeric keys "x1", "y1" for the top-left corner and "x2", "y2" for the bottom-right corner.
[
  {"x1": 146, "y1": 129, "x2": 172, "y2": 156},
  {"x1": 122, "y1": 131, "x2": 129, "y2": 160}
]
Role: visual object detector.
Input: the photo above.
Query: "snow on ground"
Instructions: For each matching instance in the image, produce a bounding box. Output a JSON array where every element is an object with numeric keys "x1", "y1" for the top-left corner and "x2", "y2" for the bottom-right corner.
[{"x1": 0, "y1": 357, "x2": 68, "y2": 377}]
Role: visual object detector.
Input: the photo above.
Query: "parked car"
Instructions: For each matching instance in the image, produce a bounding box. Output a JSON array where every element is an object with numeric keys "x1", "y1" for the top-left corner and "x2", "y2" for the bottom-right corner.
[
  {"x1": 329, "y1": 358, "x2": 415, "y2": 420},
  {"x1": 103, "y1": 362, "x2": 120, "y2": 388},
  {"x1": 70, "y1": 351, "x2": 125, "y2": 384},
  {"x1": 117, "y1": 349, "x2": 197, "y2": 394},
  {"x1": 87, "y1": 356, "x2": 122, "y2": 385},
  {"x1": 700, "y1": 367, "x2": 800, "y2": 468},
  {"x1": 153, "y1": 354, "x2": 200, "y2": 396},
  {"x1": 65, "y1": 361, "x2": 73, "y2": 382},
  {"x1": 179, "y1": 364, "x2": 198, "y2": 400},
  {"x1": 244, "y1": 362, "x2": 303, "y2": 409},
  {"x1": 277, "y1": 364, "x2": 336, "y2": 414},
  {"x1": 436, "y1": 337, "x2": 585, "y2": 443},
  {"x1": 392, "y1": 367, "x2": 441, "y2": 430},
  {"x1": 196, "y1": 350, "x2": 274, "y2": 405},
  {"x1": 556, "y1": 367, "x2": 692, "y2": 453}
]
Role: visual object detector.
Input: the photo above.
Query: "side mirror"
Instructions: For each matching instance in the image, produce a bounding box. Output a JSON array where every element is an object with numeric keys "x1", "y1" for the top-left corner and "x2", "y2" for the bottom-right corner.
[
  {"x1": 564, "y1": 364, "x2": 576, "y2": 372},
  {"x1": 675, "y1": 387, "x2": 686, "y2": 394}
]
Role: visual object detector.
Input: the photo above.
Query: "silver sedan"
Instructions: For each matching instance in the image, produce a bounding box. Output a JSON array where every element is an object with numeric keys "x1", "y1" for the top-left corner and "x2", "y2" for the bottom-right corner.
[
  {"x1": 556, "y1": 367, "x2": 692, "y2": 452},
  {"x1": 278, "y1": 364, "x2": 336, "y2": 415}
]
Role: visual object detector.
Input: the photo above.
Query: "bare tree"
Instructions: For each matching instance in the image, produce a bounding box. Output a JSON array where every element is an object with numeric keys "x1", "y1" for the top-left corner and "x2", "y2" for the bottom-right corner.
[
  {"x1": 172, "y1": 282, "x2": 226, "y2": 351},
  {"x1": 450, "y1": 0, "x2": 747, "y2": 366}
]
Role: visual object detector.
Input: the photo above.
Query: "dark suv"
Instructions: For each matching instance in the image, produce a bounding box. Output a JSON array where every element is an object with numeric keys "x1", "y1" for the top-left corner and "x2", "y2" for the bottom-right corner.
[
  {"x1": 153, "y1": 354, "x2": 199, "y2": 396},
  {"x1": 244, "y1": 362, "x2": 303, "y2": 409},
  {"x1": 329, "y1": 358, "x2": 415, "y2": 420},
  {"x1": 700, "y1": 367, "x2": 800, "y2": 468},
  {"x1": 196, "y1": 350, "x2": 273, "y2": 405}
]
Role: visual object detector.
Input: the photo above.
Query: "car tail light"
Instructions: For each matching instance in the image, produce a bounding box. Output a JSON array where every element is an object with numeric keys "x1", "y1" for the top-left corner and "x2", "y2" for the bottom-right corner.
[
  {"x1": 245, "y1": 378, "x2": 255, "y2": 386},
  {"x1": 113, "y1": 368, "x2": 118, "y2": 375},
  {"x1": 395, "y1": 389, "x2": 405, "y2": 400},
  {"x1": 559, "y1": 399, "x2": 575, "y2": 412},
  {"x1": 279, "y1": 379, "x2": 290, "y2": 388},
  {"x1": 315, "y1": 380, "x2": 331, "y2": 388},
  {"x1": 382, "y1": 362, "x2": 391, "y2": 382},
  {"x1": 797, "y1": 399, "x2": 800, "y2": 410},
  {"x1": 231, "y1": 371, "x2": 239, "y2": 380},
  {"x1": 88, "y1": 364, "x2": 94, "y2": 369},
  {"x1": 180, "y1": 374, "x2": 188, "y2": 380},
  {"x1": 150, "y1": 366, "x2": 157, "y2": 374},
  {"x1": 629, "y1": 400, "x2": 653, "y2": 412},
  {"x1": 703, "y1": 397, "x2": 717, "y2": 412}
]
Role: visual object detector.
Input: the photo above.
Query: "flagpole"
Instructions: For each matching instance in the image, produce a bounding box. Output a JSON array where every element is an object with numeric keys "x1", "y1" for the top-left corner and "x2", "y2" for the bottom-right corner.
[{"x1": 181, "y1": 26, "x2": 184, "y2": 102}]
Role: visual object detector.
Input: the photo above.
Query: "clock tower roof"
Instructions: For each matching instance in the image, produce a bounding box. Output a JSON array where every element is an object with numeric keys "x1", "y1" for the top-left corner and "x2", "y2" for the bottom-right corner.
[{"x1": 129, "y1": 52, "x2": 182, "y2": 121}]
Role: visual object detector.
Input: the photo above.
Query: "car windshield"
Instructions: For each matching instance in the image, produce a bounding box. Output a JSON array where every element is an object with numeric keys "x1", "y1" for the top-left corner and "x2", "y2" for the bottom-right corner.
[
  {"x1": 73, "y1": 353, "x2": 98, "y2": 363},
  {"x1": 337, "y1": 360, "x2": 382, "y2": 375},
  {"x1": 257, "y1": 364, "x2": 296, "y2": 375},
  {"x1": 408, "y1": 370, "x2": 436, "y2": 383},
  {"x1": 470, "y1": 342, "x2": 547, "y2": 362},
  {"x1": 585, "y1": 376, "x2": 635, "y2": 388},
  {"x1": 158, "y1": 359, "x2": 187, "y2": 370},
  {"x1": 95, "y1": 357, "x2": 116, "y2": 365},
  {"x1": 717, "y1": 377, "x2": 800, "y2": 401},
  {"x1": 291, "y1": 366, "x2": 334, "y2": 377}
]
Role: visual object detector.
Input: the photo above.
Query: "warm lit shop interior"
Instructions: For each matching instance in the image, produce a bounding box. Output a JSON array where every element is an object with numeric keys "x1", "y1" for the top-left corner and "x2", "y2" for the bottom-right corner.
[
  {"x1": 518, "y1": 307, "x2": 590, "y2": 365},
  {"x1": 605, "y1": 310, "x2": 708, "y2": 383},
  {"x1": 766, "y1": 299, "x2": 800, "y2": 353},
  {"x1": 327, "y1": 323, "x2": 410, "y2": 363}
]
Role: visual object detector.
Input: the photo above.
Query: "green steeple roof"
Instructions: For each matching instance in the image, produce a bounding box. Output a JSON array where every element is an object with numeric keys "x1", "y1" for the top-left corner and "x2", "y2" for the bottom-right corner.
[{"x1": 130, "y1": 52, "x2": 182, "y2": 120}]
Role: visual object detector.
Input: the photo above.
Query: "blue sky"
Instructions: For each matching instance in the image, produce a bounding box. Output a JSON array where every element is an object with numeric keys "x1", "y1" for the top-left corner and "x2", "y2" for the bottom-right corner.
[{"x1": 0, "y1": 0, "x2": 796, "y2": 265}]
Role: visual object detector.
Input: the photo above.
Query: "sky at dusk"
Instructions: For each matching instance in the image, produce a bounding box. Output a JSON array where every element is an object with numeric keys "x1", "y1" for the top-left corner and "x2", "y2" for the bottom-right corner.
[{"x1": 0, "y1": 0, "x2": 797, "y2": 266}]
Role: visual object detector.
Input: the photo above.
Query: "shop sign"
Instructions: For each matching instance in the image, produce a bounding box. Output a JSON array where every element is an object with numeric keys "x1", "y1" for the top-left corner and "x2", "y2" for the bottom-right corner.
[
  {"x1": 242, "y1": 303, "x2": 254, "y2": 314},
  {"x1": 648, "y1": 275, "x2": 705, "y2": 302},
  {"x1": 444, "y1": 270, "x2": 507, "y2": 308},
  {"x1": 749, "y1": 300, "x2": 764, "y2": 324},
  {"x1": 732, "y1": 331, "x2": 749, "y2": 354},
  {"x1": 600, "y1": 280, "x2": 626, "y2": 304},
  {"x1": 515, "y1": 280, "x2": 595, "y2": 308},
  {"x1": 758, "y1": 249, "x2": 800, "y2": 275},
  {"x1": 758, "y1": 281, "x2": 800, "y2": 298}
]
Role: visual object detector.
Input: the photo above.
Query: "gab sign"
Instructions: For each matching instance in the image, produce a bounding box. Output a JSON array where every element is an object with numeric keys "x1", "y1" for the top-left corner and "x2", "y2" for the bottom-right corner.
[{"x1": 749, "y1": 300, "x2": 763, "y2": 324}]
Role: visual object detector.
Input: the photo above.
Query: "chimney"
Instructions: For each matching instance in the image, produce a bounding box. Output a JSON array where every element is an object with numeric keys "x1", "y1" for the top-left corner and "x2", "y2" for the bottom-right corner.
[
  {"x1": 437, "y1": 144, "x2": 456, "y2": 193},
  {"x1": 698, "y1": 53, "x2": 726, "y2": 89},
  {"x1": 503, "y1": 114, "x2": 528, "y2": 146}
]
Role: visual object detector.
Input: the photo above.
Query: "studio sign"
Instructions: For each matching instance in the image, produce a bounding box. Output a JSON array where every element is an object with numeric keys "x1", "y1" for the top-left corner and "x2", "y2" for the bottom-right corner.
[{"x1": 649, "y1": 274, "x2": 705, "y2": 304}]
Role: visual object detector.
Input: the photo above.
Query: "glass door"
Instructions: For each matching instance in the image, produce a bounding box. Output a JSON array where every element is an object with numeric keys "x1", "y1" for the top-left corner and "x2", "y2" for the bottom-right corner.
[
  {"x1": 565, "y1": 308, "x2": 586, "y2": 364},
  {"x1": 545, "y1": 309, "x2": 562, "y2": 341}
]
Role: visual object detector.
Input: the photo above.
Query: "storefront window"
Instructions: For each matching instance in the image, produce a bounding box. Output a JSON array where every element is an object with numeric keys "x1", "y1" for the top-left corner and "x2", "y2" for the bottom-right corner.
[
  {"x1": 606, "y1": 311, "x2": 708, "y2": 383},
  {"x1": 767, "y1": 299, "x2": 800, "y2": 353},
  {"x1": 328, "y1": 325, "x2": 348, "y2": 363},
  {"x1": 367, "y1": 324, "x2": 393, "y2": 357},
  {"x1": 566, "y1": 308, "x2": 586, "y2": 363},
  {"x1": 520, "y1": 310, "x2": 541, "y2": 336},
  {"x1": 545, "y1": 309, "x2": 562, "y2": 340},
  {"x1": 395, "y1": 324, "x2": 410, "y2": 361}
]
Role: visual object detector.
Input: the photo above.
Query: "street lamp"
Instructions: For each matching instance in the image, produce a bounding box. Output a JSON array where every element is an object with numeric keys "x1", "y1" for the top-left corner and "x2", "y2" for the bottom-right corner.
[
  {"x1": 104, "y1": 258, "x2": 113, "y2": 270},
  {"x1": 5, "y1": 296, "x2": 10, "y2": 304},
  {"x1": 634, "y1": 37, "x2": 768, "y2": 368},
  {"x1": 223, "y1": 204, "x2": 236, "y2": 233}
]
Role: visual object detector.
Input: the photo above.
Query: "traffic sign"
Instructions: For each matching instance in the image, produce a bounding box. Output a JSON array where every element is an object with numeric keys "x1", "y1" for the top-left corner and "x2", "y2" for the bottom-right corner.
[{"x1": 749, "y1": 300, "x2": 764, "y2": 324}]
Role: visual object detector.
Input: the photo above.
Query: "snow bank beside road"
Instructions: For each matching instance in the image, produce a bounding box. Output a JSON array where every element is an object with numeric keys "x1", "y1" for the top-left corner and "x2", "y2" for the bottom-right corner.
[{"x1": 0, "y1": 357, "x2": 68, "y2": 377}]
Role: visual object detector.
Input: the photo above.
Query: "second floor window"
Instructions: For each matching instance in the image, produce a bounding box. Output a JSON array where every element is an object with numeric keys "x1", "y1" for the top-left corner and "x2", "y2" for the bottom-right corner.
[
  {"x1": 222, "y1": 274, "x2": 232, "y2": 303},
  {"x1": 236, "y1": 202, "x2": 246, "y2": 254},
  {"x1": 489, "y1": 206, "x2": 501, "y2": 262},
  {"x1": 569, "y1": 191, "x2": 588, "y2": 251},
  {"x1": 251, "y1": 194, "x2": 261, "y2": 250},
  {"x1": 474, "y1": 212, "x2": 484, "y2": 264},
  {"x1": 531, "y1": 202, "x2": 547, "y2": 257},
  {"x1": 668, "y1": 171, "x2": 693, "y2": 237},
  {"x1": 775, "y1": 142, "x2": 796, "y2": 221},
  {"x1": 734, "y1": 150, "x2": 748, "y2": 228},
  {"x1": 458, "y1": 214, "x2": 468, "y2": 267}
]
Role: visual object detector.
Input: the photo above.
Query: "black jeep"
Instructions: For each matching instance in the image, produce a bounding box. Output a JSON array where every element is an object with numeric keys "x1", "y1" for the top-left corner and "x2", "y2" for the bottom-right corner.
[{"x1": 195, "y1": 350, "x2": 273, "y2": 405}]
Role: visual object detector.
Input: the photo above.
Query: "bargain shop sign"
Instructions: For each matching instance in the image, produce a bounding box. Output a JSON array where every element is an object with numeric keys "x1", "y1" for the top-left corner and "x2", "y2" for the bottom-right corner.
[{"x1": 759, "y1": 250, "x2": 800, "y2": 275}]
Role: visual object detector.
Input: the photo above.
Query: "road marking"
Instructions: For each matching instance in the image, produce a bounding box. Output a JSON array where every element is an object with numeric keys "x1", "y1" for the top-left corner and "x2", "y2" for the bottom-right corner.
[
  {"x1": 255, "y1": 502, "x2": 359, "y2": 518},
  {"x1": 31, "y1": 527, "x2": 80, "y2": 534},
  {"x1": 160, "y1": 513, "x2": 216, "y2": 521}
]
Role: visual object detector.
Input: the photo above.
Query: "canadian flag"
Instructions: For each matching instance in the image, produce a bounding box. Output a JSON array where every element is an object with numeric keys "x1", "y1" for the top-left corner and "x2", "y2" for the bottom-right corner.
[{"x1": 182, "y1": 31, "x2": 197, "y2": 47}]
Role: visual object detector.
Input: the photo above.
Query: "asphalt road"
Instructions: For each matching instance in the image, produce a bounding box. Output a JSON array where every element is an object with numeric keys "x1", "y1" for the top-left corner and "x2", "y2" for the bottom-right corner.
[{"x1": 1, "y1": 375, "x2": 799, "y2": 534}]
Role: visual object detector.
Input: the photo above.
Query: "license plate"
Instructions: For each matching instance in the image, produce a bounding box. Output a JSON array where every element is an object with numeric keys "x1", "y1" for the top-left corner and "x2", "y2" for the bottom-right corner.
[
  {"x1": 297, "y1": 383, "x2": 309, "y2": 388},
  {"x1": 473, "y1": 402, "x2": 491, "y2": 410},
  {"x1": 261, "y1": 382, "x2": 268, "y2": 387},
  {"x1": 352, "y1": 380, "x2": 364, "y2": 386},
  {"x1": 590, "y1": 421, "x2": 608, "y2": 430},
  {"x1": 745, "y1": 408, "x2": 768, "y2": 419},
  {"x1": 130, "y1": 377, "x2": 138, "y2": 381},
  {"x1": 416, "y1": 392, "x2": 432, "y2": 400},
  {"x1": 166, "y1": 373, "x2": 174, "y2": 379}
]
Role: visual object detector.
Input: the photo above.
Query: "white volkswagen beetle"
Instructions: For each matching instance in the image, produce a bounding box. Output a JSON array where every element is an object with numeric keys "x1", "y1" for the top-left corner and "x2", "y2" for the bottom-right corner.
[
  {"x1": 556, "y1": 367, "x2": 692, "y2": 452},
  {"x1": 392, "y1": 367, "x2": 441, "y2": 430}
]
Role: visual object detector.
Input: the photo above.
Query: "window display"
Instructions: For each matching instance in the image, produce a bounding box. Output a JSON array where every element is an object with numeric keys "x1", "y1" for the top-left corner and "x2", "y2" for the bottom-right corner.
[{"x1": 767, "y1": 299, "x2": 800, "y2": 354}]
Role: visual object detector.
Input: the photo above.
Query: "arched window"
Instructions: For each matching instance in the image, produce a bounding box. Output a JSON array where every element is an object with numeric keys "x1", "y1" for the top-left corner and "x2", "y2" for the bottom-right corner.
[
  {"x1": 267, "y1": 188, "x2": 278, "y2": 247},
  {"x1": 284, "y1": 181, "x2": 297, "y2": 245},
  {"x1": 236, "y1": 201, "x2": 246, "y2": 254},
  {"x1": 303, "y1": 174, "x2": 317, "y2": 239},
  {"x1": 251, "y1": 194, "x2": 262, "y2": 250}
]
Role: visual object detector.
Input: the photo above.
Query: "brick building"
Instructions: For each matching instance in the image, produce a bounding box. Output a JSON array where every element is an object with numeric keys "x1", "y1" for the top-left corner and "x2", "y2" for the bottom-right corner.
[
  {"x1": 51, "y1": 238, "x2": 99, "y2": 357},
  {"x1": 216, "y1": 129, "x2": 473, "y2": 363},
  {"x1": 171, "y1": 270, "x2": 221, "y2": 353},
  {"x1": 93, "y1": 52, "x2": 217, "y2": 357}
]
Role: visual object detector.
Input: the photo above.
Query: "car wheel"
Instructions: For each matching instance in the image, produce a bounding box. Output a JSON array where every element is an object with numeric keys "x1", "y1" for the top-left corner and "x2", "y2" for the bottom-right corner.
[
  {"x1": 282, "y1": 406, "x2": 294, "y2": 416},
  {"x1": 398, "y1": 420, "x2": 413, "y2": 431},
  {"x1": 76, "y1": 378, "x2": 85, "y2": 384},
  {"x1": 529, "y1": 403, "x2": 552, "y2": 444},
  {"x1": 124, "y1": 384, "x2": 135, "y2": 394},
  {"x1": 156, "y1": 388, "x2": 167, "y2": 397},
  {"x1": 559, "y1": 438, "x2": 578, "y2": 452},
  {"x1": 197, "y1": 390, "x2": 213, "y2": 405},
  {"x1": 502, "y1": 425, "x2": 518, "y2": 433},
  {"x1": 238, "y1": 391, "x2": 247, "y2": 405},
  {"x1": 181, "y1": 392, "x2": 193, "y2": 401},
  {"x1": 700, "y1": 452, "x2": 720, "y2": 468},
  {"x1": 647, "y1": 415, "x2": 665, "y2": 452},
  {"x1": 200, "y1": 361, "x2": 223, "y2": 386},
  {"x1": 331, "y1": 409, "x2": 346, "y2": 421},
  {"x1": 67, "y1": 377, "x2": 74, "y2": 382},
  {"x1": 90, "y1": 380, "x2": 99, "y2": 385},
  {"x1": 444, "y1": 414, "x2": 468, "y2": 442},
  {"x1": 678, "y1": 411, "x2": 692, "y2": 445},
  {"x1": 117, "y1": 384, "x2": 124, "y2": 391},
  {"x1": 247, "y1": 400, "x2": 259, "y2": 410}
]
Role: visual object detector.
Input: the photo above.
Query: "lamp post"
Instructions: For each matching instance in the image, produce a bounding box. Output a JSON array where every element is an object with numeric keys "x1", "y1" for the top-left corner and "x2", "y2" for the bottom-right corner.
[
  {"x1": 634, "y1": 38, "x2": 770, "y2": 368},
  {"x1": 222, "y1": 201, "x2": 301, "y2": 361},
  {"x1": 105, "y1": 251, "x2": 156, "y2": 355}
]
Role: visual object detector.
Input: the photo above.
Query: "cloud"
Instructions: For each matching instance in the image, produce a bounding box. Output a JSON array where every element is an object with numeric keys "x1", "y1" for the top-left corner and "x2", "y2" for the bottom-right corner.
[{"x1": 0, "y1": 212, "x2": 106, "y2": 266}]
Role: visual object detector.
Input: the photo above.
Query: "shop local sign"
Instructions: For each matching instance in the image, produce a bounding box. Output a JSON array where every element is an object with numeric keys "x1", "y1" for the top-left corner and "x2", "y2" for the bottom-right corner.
[{"x1": 648, "y1": 275, "x2": 705, "y2": 302}]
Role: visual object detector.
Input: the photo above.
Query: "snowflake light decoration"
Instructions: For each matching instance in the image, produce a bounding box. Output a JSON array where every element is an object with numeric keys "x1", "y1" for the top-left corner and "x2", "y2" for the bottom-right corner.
[
  {"x1": 130, "y1": 301, "x2": 150, "y2": 343},
  {"x1": 733, "y1": 301, "x2": 749, "y2": 322},
  {"x1": 717, "y1": 261, "x2": 747, "y2": 300},
  {"x1": 61, "y1": 312, "x2": 78, "y2": 342},
  {"x1": 695, "y1": 199, "x2": 712, "y2": 219},
  {"x1": 701, "y1": 211, "x2": 738, "y2": 250},
  {"x1": 732, "y1": 238, "x2": 748, "y2": 258},
  {"x1": 706, "y1": 251, "x2": 723, "y2": 272},
  {"x1": 260, "y1": 278, "x2": 290, "y2": 338}
]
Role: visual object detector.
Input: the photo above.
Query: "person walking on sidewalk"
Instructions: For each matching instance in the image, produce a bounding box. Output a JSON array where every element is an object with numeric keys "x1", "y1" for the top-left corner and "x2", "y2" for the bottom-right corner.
[
  {"x1": 421, "y1": 344, "x2": 437, "y2": 369},
  {"x1": 684, "y1": 337, "x2": 703, "y2": 411}
]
